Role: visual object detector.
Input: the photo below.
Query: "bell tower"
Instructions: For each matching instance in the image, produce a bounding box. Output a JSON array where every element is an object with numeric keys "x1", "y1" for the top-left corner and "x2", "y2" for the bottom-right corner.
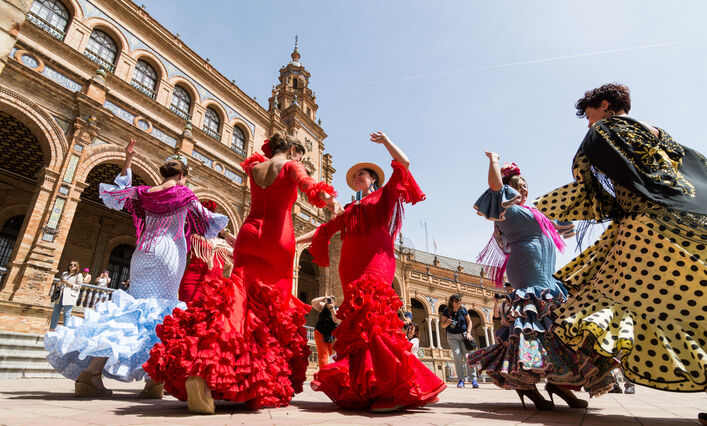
[{"x1": 269, "y1": 36, "x2": 320, "y2": 133}]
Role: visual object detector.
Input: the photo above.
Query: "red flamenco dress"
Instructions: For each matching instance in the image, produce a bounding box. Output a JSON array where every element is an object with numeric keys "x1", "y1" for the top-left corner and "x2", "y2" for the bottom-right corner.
[
  {"x1": 178, "y1": 233, "x2": 235, "y2": 302},
  {"x1": 144, "y1": 153, "x2": 336, "y2": 408},
  {"x1": 309, "y1": 160, "x2": 446, "y2": 410}
]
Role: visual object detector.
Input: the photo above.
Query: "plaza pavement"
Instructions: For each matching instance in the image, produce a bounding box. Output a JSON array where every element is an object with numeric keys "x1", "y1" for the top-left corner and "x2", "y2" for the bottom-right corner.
[{"x1": 0, "y1": 378, "x2": 703, "y2": 425}]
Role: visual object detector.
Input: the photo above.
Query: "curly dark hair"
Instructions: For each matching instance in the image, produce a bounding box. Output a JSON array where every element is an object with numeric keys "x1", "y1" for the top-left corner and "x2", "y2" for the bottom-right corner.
[{"x1": 575, "y1": 83, "x2": 631, "y2": 118}]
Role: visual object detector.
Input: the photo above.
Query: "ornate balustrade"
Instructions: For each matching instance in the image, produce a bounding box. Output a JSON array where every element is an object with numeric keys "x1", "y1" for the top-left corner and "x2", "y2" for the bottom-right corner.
[{"x1": 48, "y1": 279, "x2": 116, "y2": 309}]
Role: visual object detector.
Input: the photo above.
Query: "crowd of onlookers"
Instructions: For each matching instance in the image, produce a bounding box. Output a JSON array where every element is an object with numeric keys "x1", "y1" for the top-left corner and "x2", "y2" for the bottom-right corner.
[{"x1": 48, "y1": 259, "x2": 130, "y2": 330}]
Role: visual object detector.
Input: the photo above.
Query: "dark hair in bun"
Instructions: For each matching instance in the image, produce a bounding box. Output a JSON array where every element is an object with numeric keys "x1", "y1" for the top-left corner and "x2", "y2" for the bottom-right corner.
[
  {"x1": 160, "y1": 159, "x2": 189, "y2": 179},
  {"x1": 269, "y1": 133, "x2": 306, "y2": 156}
]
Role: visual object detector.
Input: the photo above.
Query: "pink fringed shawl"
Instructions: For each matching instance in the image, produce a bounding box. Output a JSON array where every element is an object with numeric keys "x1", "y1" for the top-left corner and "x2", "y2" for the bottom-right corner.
[
  {"x1": 105, "y1": 185, "x2": 206, "y2": 251},
  {"x1": 478, "y1": 204, "x2": 566, "y2": 287}
]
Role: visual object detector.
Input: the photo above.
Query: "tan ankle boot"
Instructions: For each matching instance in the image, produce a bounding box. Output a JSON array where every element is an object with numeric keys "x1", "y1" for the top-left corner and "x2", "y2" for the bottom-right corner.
[
  {"x1": 186, "y1": 376, "x2": 215, "y2": 415},
  {"x1": 138, "y1": 379, "x2": 164, "y2": 399},
  {"x1": 75, "y1": 372, "x2": 113, "y2": 397}
]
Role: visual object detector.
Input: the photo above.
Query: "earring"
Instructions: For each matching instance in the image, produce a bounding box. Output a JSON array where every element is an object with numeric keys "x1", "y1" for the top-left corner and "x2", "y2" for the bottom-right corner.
[{"x1": 369, "y1": 183, "x2": 378, "y2": 192}]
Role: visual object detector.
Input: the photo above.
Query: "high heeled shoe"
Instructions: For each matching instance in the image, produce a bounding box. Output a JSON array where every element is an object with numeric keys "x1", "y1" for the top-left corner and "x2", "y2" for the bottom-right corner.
[
  {"x1": 138, "y1": 379, "x2": 164, "y2": 399},
  {"x1": 545, "y1": 383, "x2": 588, "y2": 409},
  {"x1": 75, "y1": 372, "x2": 113, "y2": 397},
  {"x1": 186, "y1": 376, "x2": 215, "y2": 415},
  {"x1": 515, "y1": 389, "x2": 554, "y2": 410}
]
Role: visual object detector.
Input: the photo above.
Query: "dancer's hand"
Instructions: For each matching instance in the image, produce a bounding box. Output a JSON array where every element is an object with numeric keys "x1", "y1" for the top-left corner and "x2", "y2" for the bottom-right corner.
[
  {"x1": 125, "y1": 138, "x2": 136, "y2": 156},
  {"x1": 370, "y1": 131, "x2": 390, "y2": 145},
  {"x1": 326, "y1": 198, "x2": 343, "y2": 216},
  {"x1": 485, "y1": 150, "x2": 499, "y2": 163}
]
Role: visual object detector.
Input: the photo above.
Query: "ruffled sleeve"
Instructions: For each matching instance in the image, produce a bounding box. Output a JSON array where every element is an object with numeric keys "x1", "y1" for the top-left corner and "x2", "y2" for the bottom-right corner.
[
  {"x1": 382, "y1": 160, "x2": 426, "y2": 205},
  {"x1": 286, "y1": 161, "x2": 337, "y2": 208},
  {"x1": 99, "y1": 169, "x2": 136, "y2": 211},
  {"x1": 187, "y1": 200, "x2": 229, "y2": 240},
  {"x1": 473, "y1": 185, "x2": 522, "y2": 221},
  {"x1": 240, "y1": 152, "x2": 267, "y2": 175},
  {"x1": 308, "y1": 214, "x2": 345, "y2": 267}
]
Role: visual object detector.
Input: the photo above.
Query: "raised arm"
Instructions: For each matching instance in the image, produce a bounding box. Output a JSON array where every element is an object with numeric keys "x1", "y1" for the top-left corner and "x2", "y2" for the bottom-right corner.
[
  {"x1": 287, "y1": 161, "x2": 341, "y2": 214},
  {"x1": 485, "y1": 151, "x2": 503, "y2": 192},
  {"x1": 310, "y1": 296, "x2": 328, "y2": 311},
  {"x1": 371, "y1": 132, "x2": 409, "y2": 169},
  {"x1": 121, "y1": 139, "x2": 136, "y2": 177}
]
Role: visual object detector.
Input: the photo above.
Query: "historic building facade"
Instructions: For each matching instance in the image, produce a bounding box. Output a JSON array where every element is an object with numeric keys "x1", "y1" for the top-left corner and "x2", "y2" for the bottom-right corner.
[{"x1": 0, "y1": 0, "x2": 335, "y2": 333}]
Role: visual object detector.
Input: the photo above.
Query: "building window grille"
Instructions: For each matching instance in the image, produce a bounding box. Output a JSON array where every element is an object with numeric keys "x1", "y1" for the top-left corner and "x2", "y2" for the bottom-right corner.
[
  {"x1": 131, "y1": 59, "x2": 157, "y2": 99},
  {"x1": 0, "y1": 216, "x2": 24, "y2": 268},
  {"x1": 28, "y1": 0, "x2": 69, "y2": 41},
  {"x1": 84, "y1": 29, "x2": 117, "y2": 73},
  {"x1": 231, "y1": 126, "x2": 246, "y2": 157},
  {"x1": 170, "y1": 86, "x2": 191, "y2": 120},
  {"x1": 203, "y1": 107, "x2": 221, "y2": 140}
]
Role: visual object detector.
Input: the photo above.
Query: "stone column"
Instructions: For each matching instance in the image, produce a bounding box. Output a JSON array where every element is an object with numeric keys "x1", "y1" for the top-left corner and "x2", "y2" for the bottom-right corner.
[
  {"x1": 425, "y1": 317, "x2": 434, "y2": 348},
  {"x1": 489, "y1": 326, "x2": 496, "y2": 345},
  {"x1": 0, "y1": 0, "x2": 31, "y2": 76},
  {"x1": 484, "y1": 326, "x2": 491, "y2": 348},
  {"x1": 434, "y1": 317, "x2": 443, "y2": 349}
]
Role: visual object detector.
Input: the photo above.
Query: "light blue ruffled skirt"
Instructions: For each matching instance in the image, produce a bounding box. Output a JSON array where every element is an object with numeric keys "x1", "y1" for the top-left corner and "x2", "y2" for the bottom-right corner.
[{"x1": 44, "y1": 290, "x2": 185, "y2": 382}]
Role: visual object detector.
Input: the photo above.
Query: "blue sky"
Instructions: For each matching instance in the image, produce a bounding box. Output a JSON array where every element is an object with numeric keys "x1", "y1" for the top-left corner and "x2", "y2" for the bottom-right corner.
[{"x1": 143, "y1": 0, "x2": 707, "y2": 267}]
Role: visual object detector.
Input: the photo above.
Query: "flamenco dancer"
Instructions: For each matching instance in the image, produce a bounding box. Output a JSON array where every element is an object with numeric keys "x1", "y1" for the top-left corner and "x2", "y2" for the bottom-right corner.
[
  {"x1": 178, "y1": 200, "x2": 236, "y2": 303},
  {"x1": 534, "y1": 84, "x2": 706, "y2": 421},
  {"x1": 467, "y1": 154, "x2": 617, "y2": 410},
  {"x1": 44, "y1": 139, "x2": 228, "y2": 397},
  {"x1": 297, "y1": 132, "x2": 446, "y2": 412},
  {"x1": 144, "y1": 134, "x2": 340, "y2": 414}
]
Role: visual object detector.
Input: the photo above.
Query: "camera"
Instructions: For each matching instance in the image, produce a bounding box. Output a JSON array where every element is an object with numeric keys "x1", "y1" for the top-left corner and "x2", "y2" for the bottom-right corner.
[
  {"x1": 326, "y1": 297, "x2": 332, "y2": 304},
  {"x1": 494, "y1": 293, "x2": 505, "y2": 300},
  {"x1": 449, "y1": 320, "x2": 458, "y2": 328}
]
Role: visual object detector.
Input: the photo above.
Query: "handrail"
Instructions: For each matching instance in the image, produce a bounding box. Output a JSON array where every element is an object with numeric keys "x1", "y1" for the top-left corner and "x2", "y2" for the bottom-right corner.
[{"x1": 48, "y1": 279, "x2": 116, "y2": 309}]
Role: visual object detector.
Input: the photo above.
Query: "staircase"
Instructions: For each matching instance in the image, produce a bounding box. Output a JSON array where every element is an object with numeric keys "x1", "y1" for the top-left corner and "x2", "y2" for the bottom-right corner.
[{"x1": 0, "y1": 331, "x2": 62, "y2": 379}]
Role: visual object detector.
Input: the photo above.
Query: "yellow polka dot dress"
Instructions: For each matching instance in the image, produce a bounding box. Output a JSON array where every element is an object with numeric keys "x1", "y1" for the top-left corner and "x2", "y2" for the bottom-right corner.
[{"x1": 535, "y1": 116, "x2": 706, "y2": 393}]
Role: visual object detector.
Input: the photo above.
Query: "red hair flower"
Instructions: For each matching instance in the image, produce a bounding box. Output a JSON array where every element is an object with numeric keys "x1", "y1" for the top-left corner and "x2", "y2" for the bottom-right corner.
[
  {"x1": 501, "y1": 162, "x2": 521, "y2": 179},
  {"x1": 200, "y1": 200, "x2": 218, "y2": 213},
  {"x1": 261, "y1": 139, "x2": 273, "y2": 158}
]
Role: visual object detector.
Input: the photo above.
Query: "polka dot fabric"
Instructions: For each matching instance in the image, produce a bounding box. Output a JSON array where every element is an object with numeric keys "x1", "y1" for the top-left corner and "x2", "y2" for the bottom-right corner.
[{"x1": 535, "y1": 152, "x2": 707, "y2": 393}]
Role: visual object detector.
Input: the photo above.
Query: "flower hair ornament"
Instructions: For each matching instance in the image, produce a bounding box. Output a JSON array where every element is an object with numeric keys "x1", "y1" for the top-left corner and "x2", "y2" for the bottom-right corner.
[
  {"x1": 200, "y1": 200, "x2": 218, "y2": 213},
  {"x1": 261, "y1": 139, "x2": 273, "y2": 158},
  {"x1": 500, "y1": 162, "x2": 521, "y2": 179},
  {"x1": 165, "y1": 154, "x2": 188, "y2": 166}
]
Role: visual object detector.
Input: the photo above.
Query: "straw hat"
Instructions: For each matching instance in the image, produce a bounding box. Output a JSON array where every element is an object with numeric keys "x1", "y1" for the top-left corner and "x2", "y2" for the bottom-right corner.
[{"x1": 346, "y1": 162, "x2": 385, "y2": 191}]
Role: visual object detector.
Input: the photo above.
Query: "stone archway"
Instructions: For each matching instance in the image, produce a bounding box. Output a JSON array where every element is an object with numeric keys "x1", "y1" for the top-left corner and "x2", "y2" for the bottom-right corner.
[
  {"x1": 410, "y1": 297, "x2": 431, "y2": 348},
  {"x1": 297, "y1": 249, "x2": 319, "y2": 327}
]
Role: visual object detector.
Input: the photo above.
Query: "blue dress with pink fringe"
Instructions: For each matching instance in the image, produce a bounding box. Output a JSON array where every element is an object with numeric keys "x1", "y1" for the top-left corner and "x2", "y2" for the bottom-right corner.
[{"x1": 467, "y1": 185, "x2": 616, "y2": 396}]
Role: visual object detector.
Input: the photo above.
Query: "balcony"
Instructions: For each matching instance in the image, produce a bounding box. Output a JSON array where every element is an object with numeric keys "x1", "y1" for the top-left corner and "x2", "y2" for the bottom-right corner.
[
  {"x1": 230, "y1": 145, "x2": 247, "y2": 158},
  {"x1": 48, "y1": 279, "x2": 116, "y2": 310},
  {"x1": 26, "y1": 12, "x2": 66, "y2": 41},
  {"x1": 83, "y1": 49, "x2": 115, "y2": 73},
  {"x1": 130, "y1": 79, "x2": 157, "y2": 99},
  {"x1": 202, "y1": 127, "x2": 221, "y2": 141},
  {"x1": 169, "y1": 105, "x2": 191, "y2": 121}
]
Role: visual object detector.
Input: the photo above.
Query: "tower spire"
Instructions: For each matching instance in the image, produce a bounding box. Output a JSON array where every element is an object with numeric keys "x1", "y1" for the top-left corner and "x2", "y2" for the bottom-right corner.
[{"x1": 291, "y1": 35, "x2": 301, "y2": 64}]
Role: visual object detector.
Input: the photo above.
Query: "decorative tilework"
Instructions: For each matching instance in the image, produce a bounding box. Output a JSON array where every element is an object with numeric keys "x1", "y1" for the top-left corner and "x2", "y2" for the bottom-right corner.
[
  {"x1": 53, "y1": 116, "x2": 71, "y2": 135},
  {"x1": 425, "y1": 297, "x2": 438, "y2": 313},
  {"x1": 191, "y1": 150, "x2": 213, "y2": 167},
  {"x1": 63, "y1": 154, "x2": 80, "y2": 183},
  {"x1": 224, "y1": 169, "x2": 243, "y2": 184},
  {"x1": 151, "y1": 128, "x2": 177, "y2": 148},
  {"x1": 214, "y1": 164, "x2": 223, "y2": 173},
  {"x1": 9, "y1": 47, "x2": 17, "y2": 57},
  {"x1": 90, "y1": 138, "x2": 108, "y2": 146},
  {"x1": 41, "y1": 66, "x2": 82, "y2": 92},
  {"x1": 20, "y1": 54, "x2": 39, "y2": 68},
  {"x1": 104, "y1": 100, "x2": 135, "y2": 123},
  {"x1": 58, "y1": 185, "x2": 70, "y2": 195},
  {"x1": 46, "y1": 197, "x2": 66, "y2": 229},
  {"x1": 136, "y1": 119, "x2": 150, "y2": 131}
]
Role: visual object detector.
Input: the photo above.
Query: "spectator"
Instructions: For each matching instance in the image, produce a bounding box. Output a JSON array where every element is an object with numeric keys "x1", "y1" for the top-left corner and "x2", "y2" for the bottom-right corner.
[
  {"x1": 311, "y1": 296, "x2": 341, "y2": 368},
  {"x1": 441, "y1": 294, "x2": 479, "y2": 388},
  {"x1": 49, "y1": 260, "x2": 84, "y2": 331},
  {"x1": 118, "y1": 278, "x2": 130, "y2": 291},
  {"x1": 406, "y1": 323, "x2": 421, "y2": 358},
  {"x1": 82, "y1": 268, "x2": 92, "y2": 284},
  {"x1": 95, "y1": 270, "x2": 111, "y2": 288}
]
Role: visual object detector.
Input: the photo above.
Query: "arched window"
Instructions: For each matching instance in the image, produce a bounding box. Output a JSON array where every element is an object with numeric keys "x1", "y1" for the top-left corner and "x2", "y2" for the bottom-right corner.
[
  {"x1": 170, "y1": 86, "x2": 191, "y2": 120},
  {"x1": 0, "y1": 215, "x2": 24, "y2": 268},
  {"x1": 84, "y1": 29, "x2": 118, "y2": 72},
  {"x1": 203, "y1": 107, "x2": 221, "y2": 140},
  {"x1": 231, "y1": 126, "x2": 246, "y2": 156},
  {"x1": 131, "y1": 60, "x2": 158, "y2": 99},
  {"x1": 107, "y1": 244, "x2": 134, "y2": 288},
  {"x1": 28, "y1": 0, "x2": 70, "y2": 40}
]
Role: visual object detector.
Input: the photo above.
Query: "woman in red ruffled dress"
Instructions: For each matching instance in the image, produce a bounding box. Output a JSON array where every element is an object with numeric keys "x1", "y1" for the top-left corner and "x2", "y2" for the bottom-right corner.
[
  {"x1": 144, "y1": 134, "x2": 340, "y2": 414},
  {"x1": 178, "y1": 200, "x2": 236, "y2": 303},
  {"x1": 297, "y1": 132, "x2": 446, "y2": 412}
]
